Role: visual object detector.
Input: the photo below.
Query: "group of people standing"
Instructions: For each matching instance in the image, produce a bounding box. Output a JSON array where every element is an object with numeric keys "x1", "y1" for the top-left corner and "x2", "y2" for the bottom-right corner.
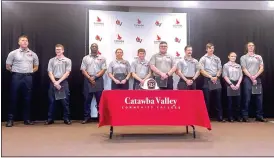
[{"x1": 5, "y1": 35, "x2": 266, "y2": 127}]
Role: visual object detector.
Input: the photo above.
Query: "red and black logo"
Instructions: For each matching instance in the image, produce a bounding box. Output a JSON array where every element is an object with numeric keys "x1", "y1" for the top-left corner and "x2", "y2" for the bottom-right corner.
[
  {"x1": 175, "y1": 37, "x2": 181, "y2": 43},
  {"x1": 173, "y1": 18, "x2": 182, "y2": 28},
  {"x1": 98, "y1": 50, "x2": 102, "y2": 55},
  {"x1": 155, "y1": 20, "x2": 162, "y2": 27},
  {"x1": 176, "y1": 51, "x2": 180, "y2": 57},
  {"x1": 114, "y1": 34, "x2": 124, "y2": 44},
  {"x1": 147, "y1": 79, "x2": 156, "y2": 89},
  {"x1": 154, "y1": 35, "x2": 162, "y2": 44},
  {"x1": 116, "y1": 19, "x2": 122, "y2": 26},
  {"x1": 94, "y1": 16, "x2": 104, "y2": 26},
  {"x1": 95, "y1": 35, "x2": 102, "y2": 41},
  {"x1": 134, "y1": 18, "x2": 144, "y2": 27},
  {"x1": 136, "y1": 36, "x2": 142, "y2": 43}
]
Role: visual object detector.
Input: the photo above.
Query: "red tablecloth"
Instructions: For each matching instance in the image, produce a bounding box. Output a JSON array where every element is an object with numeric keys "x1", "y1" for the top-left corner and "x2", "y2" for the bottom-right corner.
[{"x1": 98, "y1": 90, "x2": 211, "y2": 130}]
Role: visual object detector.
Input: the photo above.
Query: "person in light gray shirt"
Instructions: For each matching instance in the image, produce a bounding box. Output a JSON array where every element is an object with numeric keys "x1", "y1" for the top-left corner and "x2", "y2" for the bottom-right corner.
[
  {"x1": 176, "y1": 45, "x2": 200, "y2": 90},
  {"x1": 149, "y1": 41, "x2": 177, "y2": 90},
  {"x1": 108, "y1": 48, "x2": 131, "y2": 90},
  {"x1": 223, "y1": 52, "x2": 243, "y2": 122},
  {"x1": 80, "y1": 43, "x2": 107, "y2": 124},
  {"x1": 240, "y1": 42, "x2": 266, "y2": 122},
  {"x1": 199, "y1": 43, "x2": 224, "y2": 122},
  {"x1": 131, "y1": 48, "x2": 152, "y2": 90},
  {"x1": 5, "y1": 35, "x2": 39, "y2": 127},
  {"x1": 45, "y1": 44, "x2": 72, "y2": 125}
]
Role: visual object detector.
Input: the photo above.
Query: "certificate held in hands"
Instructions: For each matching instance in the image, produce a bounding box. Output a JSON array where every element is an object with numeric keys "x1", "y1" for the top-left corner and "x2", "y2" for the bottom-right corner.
[
  {"x1": 208, "y1": 79, "x2": 222, "y2": 91},
  {"x1": 227, "y1": 86, "x2": 240, "y2": 96},
  {"x1": 114, "y1": 73, "x2": 126, "y2": 82},
  {"x1": 155, "y1": 76, "x2": 167, "y2": 88},
  {"x1": 55, "y1": 87, "x2": 66, "y2": 100}
]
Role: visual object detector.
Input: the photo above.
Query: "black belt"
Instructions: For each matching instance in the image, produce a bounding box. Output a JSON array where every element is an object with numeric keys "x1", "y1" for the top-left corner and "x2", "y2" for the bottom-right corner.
[{"x1": 12, "y1": 72, "x2": 33, "y2": 76}]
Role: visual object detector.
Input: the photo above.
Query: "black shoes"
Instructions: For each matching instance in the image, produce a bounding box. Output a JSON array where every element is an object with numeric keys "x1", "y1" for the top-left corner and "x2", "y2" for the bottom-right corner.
[
  {"x1": 255, "y1": 117, "x2": 267, "y2": 122},
  {"x1": 24, "y1": 120, "x2": 34, "y2": 125},
  {"x1": 82, "y1": 118, "x2": 91, "y2": 124},
  {"x1": 64, "y1": 120, "x2": 72, "y2": 125},
  {"x1": 45, "y1": 120, "x2": 71, "y2": 125}
]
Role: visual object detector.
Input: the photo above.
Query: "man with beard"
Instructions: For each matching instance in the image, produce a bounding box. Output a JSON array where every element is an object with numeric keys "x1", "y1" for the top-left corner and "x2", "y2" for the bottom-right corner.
[{"x1": 80, "y1": 43, "x2": 107, "y2": 124}]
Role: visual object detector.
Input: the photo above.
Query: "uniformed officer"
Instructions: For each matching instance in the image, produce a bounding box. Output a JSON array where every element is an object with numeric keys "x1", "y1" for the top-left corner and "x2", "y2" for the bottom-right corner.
[
  {"x1": 240, "y1": 42, "x2": 266, "y2": 122},
  {"x1": 45, "y1": 44, "x2": 72, "y2": 125},
  {"x1": 81, "y1": 43, "x2": 107, "y2": 124},
  {"x1": 5, "y1": 35, "x2": 39, "y2": 127},
  {"x1": 131, "y1": 48, "x2": 152, "y2": 89},
  {"x1": 108, "y1": 48, "x2": 131, "y2": 90},
  {"x1": 199, "y1": 43, "x2": 224, "y2": 122},
  {"x1": 176, "y1": 45, "x2": 200, "y2": 90},
  {"x1": 149, "y1": 41, "x2": 177, "y2": 90},
  {"x1": 223, "y1": 52, "x2": 243, "y2": 122}
]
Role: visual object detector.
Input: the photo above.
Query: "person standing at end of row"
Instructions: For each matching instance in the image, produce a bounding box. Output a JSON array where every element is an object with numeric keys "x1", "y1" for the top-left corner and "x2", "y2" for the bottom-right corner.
[
  {"x1": 240, "y1": 42, "x2": 266, "y2": 122},
  {"x1": 45, "y1": 44, "x2": 72, "y2": 125},
  {"x1": 5, "y1": 35, "x2": 39, "y2": 127},
  {"x1": 176, "y1": 45, "x2": 200, "y2": 90},
  {"x1": 108, "y1": 48, "x2": 131, "y2": 90},
  {"x1": 199, "y1": 43, "x2": 225, "y2": 122},
  {"x1": 80, "y1": 43, "x2": 107, "y2": 124},
  {"x1": 150, "y1": 41, "x2": 177, "y2": 90},
  {"x1": 222, "y1": 52, "x2": 243, "y2": 122},
  {"x1": 131, "y1": 48, "x2": 152, "y2": 90}
]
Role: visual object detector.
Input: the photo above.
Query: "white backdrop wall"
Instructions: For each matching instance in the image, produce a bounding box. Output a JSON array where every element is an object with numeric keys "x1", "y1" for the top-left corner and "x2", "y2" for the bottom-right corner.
[{"x1": 88, "y1": 10, "x2": 187, "y2": 117}]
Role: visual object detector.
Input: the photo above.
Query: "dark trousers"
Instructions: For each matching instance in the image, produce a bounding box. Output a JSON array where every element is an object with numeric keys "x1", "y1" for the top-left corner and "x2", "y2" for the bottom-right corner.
[
  {"x1": 133, "y1": 79, "x2": 141, "y2": 90},
  {"x1": 203, "y1": 77, "x2": 223, "y2": 119},
  {"x1": 154, "y1": 76, "x2": 173, "y2": 90},
  {"x1": 111, "y1": 80, "x2": 129, "y2": 90},
  {"x1": 83, "y1": 78, "x2": 103, "y2": 119},
  {"x1": 227, "y1": 96, "x2": 241, "y2": 119},
  {"x1": 177, "y1": 78, "x2": 196, "y2": 90},
  {"x1": 48, "y1": 79, "x2": 70, "y2": 121},
  {"x1": 8, "y1": 73, "x2": 33, "y2": 121},
  {"x1": 242, "y1": 76, "x2": 263, "y2": 119}
]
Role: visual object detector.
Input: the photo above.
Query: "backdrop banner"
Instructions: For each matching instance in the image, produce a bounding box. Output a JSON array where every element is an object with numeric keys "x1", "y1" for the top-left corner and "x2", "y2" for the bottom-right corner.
[{"x1": 88, "y1": 10, "x2": 187, "y2": 117}]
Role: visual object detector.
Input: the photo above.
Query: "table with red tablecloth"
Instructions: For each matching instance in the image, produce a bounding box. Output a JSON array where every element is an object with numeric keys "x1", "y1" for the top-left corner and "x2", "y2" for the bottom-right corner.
[{"x1": 98, "y1": 90, "x2": 211, "y2": 139}]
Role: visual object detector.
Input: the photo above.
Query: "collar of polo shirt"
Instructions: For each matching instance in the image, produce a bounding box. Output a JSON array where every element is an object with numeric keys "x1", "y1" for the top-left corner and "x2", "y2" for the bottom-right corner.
[
  {"x1": 19, "y1": 48, "x2": 30, "y2": 52},
  {"x1": 184, "y1": 56, "x2": 193, "y2": 61},
  {"x1": 158, "y1": 52, "x2": 167, "y2": 56},
  {"x1": 247, "y1": 53, "x2": 256, "y2": 57},
  {"x1": 205, "y1": 53, "x2": 215, "y2": 58}
]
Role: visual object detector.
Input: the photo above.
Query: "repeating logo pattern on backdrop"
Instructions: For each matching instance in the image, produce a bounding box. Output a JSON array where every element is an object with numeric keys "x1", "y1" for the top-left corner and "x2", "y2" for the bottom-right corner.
[
  {"x1": 154, "y1": 35, "x2": 162, "y2": 44},
  {"x1": 94, "y1": 16, "x2": 104, "y2": 26},
  {"x1": 173, "y1": 19, "x2": 182, "y2": 28},
  {"x1": 134, "y1": 18, "x2": 144, "y2": 28},
  {"x1": 136, "y1": 37, "x2": 143, "y2": 43},
  {"x1": 116, "y1": 19, "x2": 122, "y2": 26},
  {"x1": 155, "y1": 20, "x2": 162, "y2": 27},
  {"x1": 95, "y1": 35, "x2": 102, "y2": 41},
  {"x1": 114, "y1": 34, "x2": 124, "y2": 44},
  {"x1": 174, "y1": 37, "x2": 181, "y2": 43}
]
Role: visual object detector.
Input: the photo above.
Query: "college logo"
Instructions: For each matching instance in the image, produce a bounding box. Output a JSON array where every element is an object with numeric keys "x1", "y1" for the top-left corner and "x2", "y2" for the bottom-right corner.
[
  {"x1": 173, "y1": 19, "x2": 183, "y2": 28},
  {"x1": 155, "y1": 20, "x2": 162, "y2": 27},
  {"x1": 175, "y1": 37, "x2": 181, "y2": 43},
  {"x1": 114, "y1": 34, "x2": 124, "y2": 44},
  {"x1": 95, "y1": 35, "x2": 102, "y2": 41},
  {"x1": 116, "y1": 19, "x2": 122, "y2": 26},
  {"x1": 98, "y1": 50, "x2": 102, "y2": 55},
  {"x1": 134, "y1": 18, "x2": 144, "y2": 27},
  {"x1": 147, "y1": 78, "x2": 156, "y2": 89},
  {"x1": 94, "y1": 16, "x2": 104, "y2": 26},
  {"x1": 175, "y1": 51, "x2": 182, "y2": 60},
  {"x1": 154, "y1": 35, "x2": 162, "y2": 44},
  {"x1": 136, "y1": 36, "x2": 142, "y2": 43}
]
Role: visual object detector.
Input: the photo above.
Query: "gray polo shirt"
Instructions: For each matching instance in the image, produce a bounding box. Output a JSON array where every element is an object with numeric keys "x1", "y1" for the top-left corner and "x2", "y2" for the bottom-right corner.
[
  {"x1": 222, "y1": 62, "x2": 243, "y2": 81},
  {"x1": 240, "y1": 54, "x2": 264, "y2": 76},
  {"x1": 131, "y1": 59, "x2": 151, "y2": 79},
  {"x1": 177, "y1": 57, "x2": 200, "y2": 78},
  {"x1": 6, "y1": 48, "x2": 39, "y2": 73},
  {"x1": 199, "y1": 54, "x2": 222, "y2": 76},
  {"x1": 149, "y1": 53, "x2": 176, "y2": 76},
  {"x1": 48, "y1": 56, "x2": 72, "y2": 79},
  {"x1": 108, "y1": 59, "x2": 131, "y2": 75},
  {"x1": 80, "y1": 54, "x2": 107, "y2": 76}
]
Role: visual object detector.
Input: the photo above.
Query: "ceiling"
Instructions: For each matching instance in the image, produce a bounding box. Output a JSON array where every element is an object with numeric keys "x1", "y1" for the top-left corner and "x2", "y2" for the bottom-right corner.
[{"x1": 4, "y1": 1, "x2": 274, "y2": 11}]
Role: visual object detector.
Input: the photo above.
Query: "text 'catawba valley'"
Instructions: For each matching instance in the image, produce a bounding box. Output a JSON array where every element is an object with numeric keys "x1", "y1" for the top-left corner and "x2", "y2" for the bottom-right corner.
[{"x1": 125, "y1": 97, "x2": 177, "y2": 105}]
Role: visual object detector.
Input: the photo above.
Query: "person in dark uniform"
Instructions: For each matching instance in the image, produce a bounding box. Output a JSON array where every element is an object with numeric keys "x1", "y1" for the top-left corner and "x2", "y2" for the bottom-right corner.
[
  {"x1": 131, "y1": 48, "x2": 152, "y2": 90},
  {"x1": 5, "y1": 35, "x2": 39, "y2": 127},
  {"x1": 108, "y1": 48, "x2": 131, "y2": 90},
  {"x1": 223, "y1": 52, "x2": 243, "y2": 122},
  {"x1": 199, "y1": 43, "x2": 225, "y2": 122},
  {"x1": 176, "y1": 45, "x2": 200, "y2": 90},
  {"x1": 149, "y1": 41, "x2": 177, "y2": 90},
  {"x1": 80, "y1": 43, "x2": 107, "y2": 124},
  {"x1": 45, "y1": 44, "x2": 72, "y2": 125},
  {"x1": 240, "y1": 42, "x2": 266, "y2": 122}
]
